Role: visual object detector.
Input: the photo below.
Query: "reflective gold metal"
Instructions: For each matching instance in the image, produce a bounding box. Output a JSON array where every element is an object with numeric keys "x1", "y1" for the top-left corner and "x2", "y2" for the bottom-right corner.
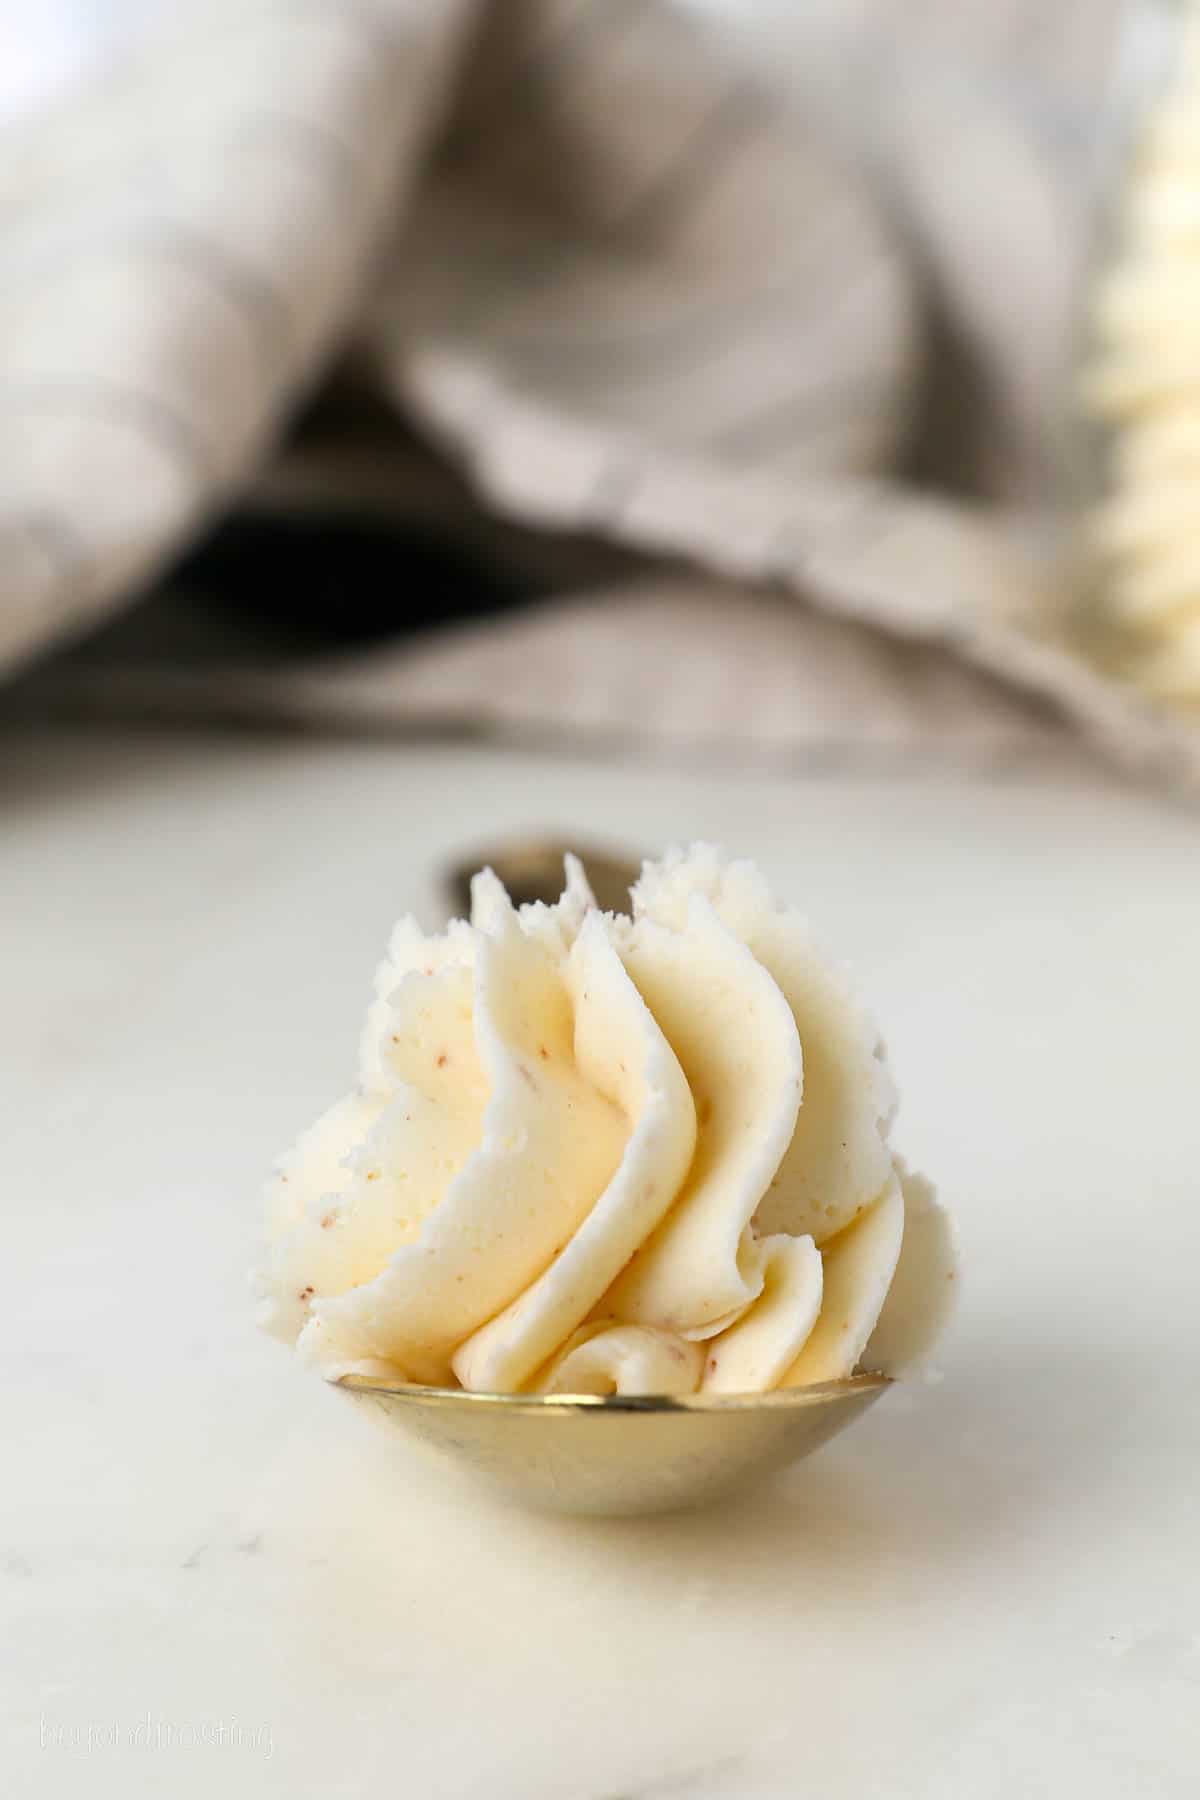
[{"x1": 337, "y1": 1374, "x2": 890, "y2": 1516}]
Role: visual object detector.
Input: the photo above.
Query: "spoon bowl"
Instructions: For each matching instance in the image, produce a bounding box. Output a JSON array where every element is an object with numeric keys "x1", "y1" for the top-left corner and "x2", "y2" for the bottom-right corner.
[{"x1": 337, "y1": 1373, "x2": 890, "y2": 1515}]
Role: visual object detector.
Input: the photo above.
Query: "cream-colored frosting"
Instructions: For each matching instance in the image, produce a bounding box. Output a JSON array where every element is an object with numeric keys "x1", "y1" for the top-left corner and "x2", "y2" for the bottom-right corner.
[
  {"x1": 256, "y1": 847, "x2": 956, "y2": 1395},
  {"x1": 1083, "y1": 11, "x2": 1200, "y2": 699}
]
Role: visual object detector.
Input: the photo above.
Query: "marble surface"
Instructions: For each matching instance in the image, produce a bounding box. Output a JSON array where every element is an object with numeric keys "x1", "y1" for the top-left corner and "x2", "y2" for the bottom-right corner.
[{"x1": 4, "y1": 725, "x2": 1200, "y2": 1798}]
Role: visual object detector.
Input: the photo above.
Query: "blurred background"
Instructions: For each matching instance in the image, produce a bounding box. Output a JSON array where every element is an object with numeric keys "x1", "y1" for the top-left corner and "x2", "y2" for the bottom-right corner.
[{"x1": 4, "y1": 0, "x2": 1197, "y2": 777}]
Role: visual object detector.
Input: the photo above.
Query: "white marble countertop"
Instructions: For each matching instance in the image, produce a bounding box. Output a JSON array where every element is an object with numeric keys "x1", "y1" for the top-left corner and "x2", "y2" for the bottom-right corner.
[{"x1": 4, "y1": 725, "x2": 1199, "y2": 1798}]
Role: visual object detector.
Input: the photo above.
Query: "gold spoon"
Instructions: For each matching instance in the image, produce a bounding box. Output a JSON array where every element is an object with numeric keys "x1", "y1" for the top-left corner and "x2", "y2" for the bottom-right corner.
[
  {"x1": 337, "y1": 1374, "x2": 890, "y2": 1517},
  {"x1": 359, "y1": 837, "x2": 889, "y2": 1515}
]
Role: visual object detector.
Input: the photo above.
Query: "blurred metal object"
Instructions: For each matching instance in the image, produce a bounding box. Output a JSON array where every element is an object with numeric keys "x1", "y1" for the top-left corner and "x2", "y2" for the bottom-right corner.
[
  {"x1": 445, "y1": 839, "x2": 642, "y2": 919},
  {"x1": 337, "y1": 1374, "x2": 890, "y2": 1516}
]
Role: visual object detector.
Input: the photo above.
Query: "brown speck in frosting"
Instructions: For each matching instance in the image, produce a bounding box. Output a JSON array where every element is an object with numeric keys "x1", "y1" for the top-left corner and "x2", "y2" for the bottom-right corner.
[
  {"x1": 298, "y1": 1286, "x2": 314, "y2": 1302},
  {"x1": 320, "y1": 1214, "x2": 335, "y2": 1230},
  {"x1": 517, "y1": 1064, "x2": 538, "y2": 1091},
  {"x1": 538, "y1": 1044, "x2": 549, "y2": 1060},
  {"x1": 366, "y1": 1170, "x2": 381, "y2": 1182},
  {"x1": 391, "y1": 1034, "x2": 400, "y2": 1045},
  {"x1": 436, "y1": 1051, "x2": 448, "y2": 1068},
  {"x1": 423, "y1": 967, "x2": 433, "y2": 978},
  {"x1": 708, "y1": 1357, "x2": 718, "y2": 1372}
]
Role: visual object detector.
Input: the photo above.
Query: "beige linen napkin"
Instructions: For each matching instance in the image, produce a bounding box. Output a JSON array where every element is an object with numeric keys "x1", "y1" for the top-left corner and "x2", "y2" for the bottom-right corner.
[{"x1": 4, "y1": 0, "x2": 1198, "y2": 787}]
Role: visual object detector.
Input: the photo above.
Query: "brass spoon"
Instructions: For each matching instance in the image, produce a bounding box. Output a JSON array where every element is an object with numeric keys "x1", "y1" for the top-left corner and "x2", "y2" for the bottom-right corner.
[
  {"x1": 337, "y1": 1374, "x2": 889, "y2": 1516},
  {"x1": 376, "y1": 837, "x2": 888, "y2": 1515}
]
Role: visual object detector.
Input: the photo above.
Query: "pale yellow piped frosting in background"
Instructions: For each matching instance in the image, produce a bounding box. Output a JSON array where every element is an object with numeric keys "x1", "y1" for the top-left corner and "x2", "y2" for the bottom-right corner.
[
  {"x1": 1083, "y1": 9, "x2": 1200, "y2": 701},
  {"x1": 256, "y1": 847, "x2": 957, "y2": 1396}
]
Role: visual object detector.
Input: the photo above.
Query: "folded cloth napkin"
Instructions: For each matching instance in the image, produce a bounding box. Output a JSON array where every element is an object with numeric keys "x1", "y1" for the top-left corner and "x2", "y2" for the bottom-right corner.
[{"x1": 4, "y1": 0, "x2": 1199, "y2": 786}]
